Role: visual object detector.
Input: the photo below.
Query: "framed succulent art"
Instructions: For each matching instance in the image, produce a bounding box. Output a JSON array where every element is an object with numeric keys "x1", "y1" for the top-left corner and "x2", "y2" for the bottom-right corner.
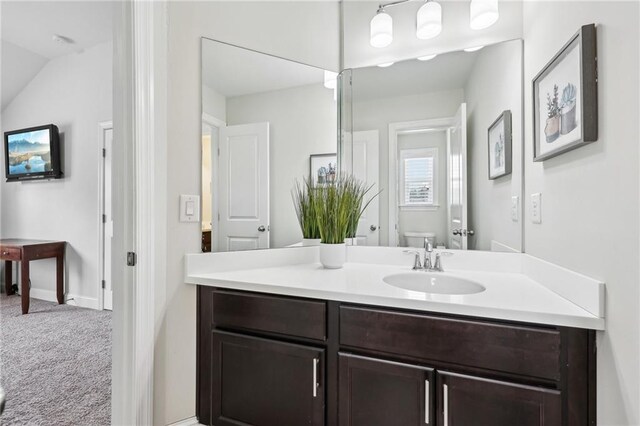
[{"x1": 533, "y1": 24, "x2": 598, "y2": 161}]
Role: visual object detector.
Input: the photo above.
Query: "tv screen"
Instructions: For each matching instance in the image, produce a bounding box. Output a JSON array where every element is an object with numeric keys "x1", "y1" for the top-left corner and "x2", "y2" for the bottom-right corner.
[{"x1": 4, "y1": 124, "x2": 62, "y2": 181}]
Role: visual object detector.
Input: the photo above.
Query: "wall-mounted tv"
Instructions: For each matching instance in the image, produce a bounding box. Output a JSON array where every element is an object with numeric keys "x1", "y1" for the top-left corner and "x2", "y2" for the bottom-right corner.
[{"x1": 4, "y1": 124, "x2": 62, "y2": 181}]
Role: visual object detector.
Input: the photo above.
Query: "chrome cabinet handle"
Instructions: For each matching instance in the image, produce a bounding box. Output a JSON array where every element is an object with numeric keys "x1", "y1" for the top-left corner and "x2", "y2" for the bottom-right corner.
[
  {"x1": 443, "y1": 384, "x2": 449, "y2": 426},
  {"x1": 312, "y1": 358, "x2": 319, "y2": 397},
  {"x1": 370, "y1": 225, "x2": 378, "y2": 231},
  {"x1": 258, "y1": 225, "x2": 266, "y2": 232},
  {"x1": 424, "y1": 380, "x2": 430, "y2": 424}
]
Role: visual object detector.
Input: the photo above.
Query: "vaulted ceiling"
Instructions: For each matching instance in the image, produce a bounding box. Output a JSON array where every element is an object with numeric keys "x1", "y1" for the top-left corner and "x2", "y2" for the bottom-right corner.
[{"x1": 1, "y1": 1, "x2": 113, "y2": 111}]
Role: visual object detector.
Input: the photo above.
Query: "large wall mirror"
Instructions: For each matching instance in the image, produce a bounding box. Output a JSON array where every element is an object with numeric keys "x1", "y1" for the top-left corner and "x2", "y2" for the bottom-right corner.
[
  {"x1": 201, "y1": 38, "x2": 338, "y2": 252},
  {"x1": 341, "y1": 39, "x2": 524, "y2": 252}
]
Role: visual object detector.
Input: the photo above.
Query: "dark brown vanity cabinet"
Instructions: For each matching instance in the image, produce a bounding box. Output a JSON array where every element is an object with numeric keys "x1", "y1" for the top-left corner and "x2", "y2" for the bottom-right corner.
[
  {"x1": 211, "y1": 331, "x2": 325, "y2": 426},
  {"x1": 197, "y1": 287, "x2": 595, "y2": 426},
  {"x1": 338, "y1": 353, "x2": 434, "y2": 426}
]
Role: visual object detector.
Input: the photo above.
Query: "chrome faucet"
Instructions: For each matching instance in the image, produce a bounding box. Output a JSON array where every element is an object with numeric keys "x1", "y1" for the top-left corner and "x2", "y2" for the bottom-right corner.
[
  {"x1": 403, "y1": 239, "x2": 447, "y2": 272},
  {"x1": 423, "y1": 240, "x2": 433, "y2": 270}
]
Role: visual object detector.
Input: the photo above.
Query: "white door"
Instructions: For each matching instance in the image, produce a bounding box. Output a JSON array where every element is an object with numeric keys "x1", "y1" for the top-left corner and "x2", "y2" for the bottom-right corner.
[
  {"x1": 102, "y1": 126, "x2": 113, "y2": 310},
  {"x1": 448, "y1": 103, "x2": 468, "y2": 250},
  {"x1": 218, "y1": 122, "x2": 270, "y2": 251},
  {"x1": 352, "y1": 130, "x2": 380, "y2": 246}
]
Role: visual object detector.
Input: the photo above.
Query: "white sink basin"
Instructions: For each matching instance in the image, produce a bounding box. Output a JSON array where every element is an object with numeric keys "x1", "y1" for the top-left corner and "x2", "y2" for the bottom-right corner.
[{"x1": 383, "y1": 272, "x2": 486, "y2": 295}]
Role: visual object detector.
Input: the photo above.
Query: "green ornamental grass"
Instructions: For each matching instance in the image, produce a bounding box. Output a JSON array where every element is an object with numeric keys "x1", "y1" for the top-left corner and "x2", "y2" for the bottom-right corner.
[{"x1": 292, "y1": 178, "x2": 321, "y2": 239}]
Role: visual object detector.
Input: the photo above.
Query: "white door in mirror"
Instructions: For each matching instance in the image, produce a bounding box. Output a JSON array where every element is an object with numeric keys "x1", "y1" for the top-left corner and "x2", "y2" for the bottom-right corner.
[{"x1": 218, "y1": 122, "x2": 270, "y2": 251}]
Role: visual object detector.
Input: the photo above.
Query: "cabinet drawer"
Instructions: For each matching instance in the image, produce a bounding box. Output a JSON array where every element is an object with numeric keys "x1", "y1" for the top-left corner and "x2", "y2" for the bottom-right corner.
[
  {"x1": 212, "y1": 290, "x2": 327, "y2": 341},
  {"x1": 0, "y1": 247, "x2": 21, "y2": 261},
  {"x1": 340, "y1": 305, "x2": 561, "y2": 381}
]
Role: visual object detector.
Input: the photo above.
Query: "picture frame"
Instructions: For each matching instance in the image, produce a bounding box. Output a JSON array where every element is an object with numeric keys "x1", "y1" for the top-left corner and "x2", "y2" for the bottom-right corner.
[
  {"x1": 488, "y1": 110, "x2": 512, "y2": 180},
  {"x1": 309, "y1": 153, "x2": 337, "y2": 186},
  {"x1": 533, "y1": 23, "x2": 598, "y2": 162}
]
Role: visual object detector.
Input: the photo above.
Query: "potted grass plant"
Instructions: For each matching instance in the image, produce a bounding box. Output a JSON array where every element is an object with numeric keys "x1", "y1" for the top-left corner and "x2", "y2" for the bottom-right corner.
[
  {"x1": 292, "y1": 178, "x2": 321, "y2": 246},
  {"x1": 344, "y1": 177, "x2": 379, "y2": 246},
  {"x1": 313, "y1": 176, "x2": 379, "y2": 269}
]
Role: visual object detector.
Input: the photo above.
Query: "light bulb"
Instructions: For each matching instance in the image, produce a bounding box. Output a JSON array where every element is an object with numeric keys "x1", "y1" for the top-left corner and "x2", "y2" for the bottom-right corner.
[
  {"x1": 417, "y1": 54, "x2": 438, "y2": 61},
  {"x1": 370, "y1": 11, "x2": 393, "y2": 48},
  {"x1": 416, "y1": 1, "x2": 442, "y2": 40},
  {"x1": 324, "y1": 70, "x2": 338, "y2": 90},
  {"x1": 470, "y1": 0, "x2": 499, "y2": 30}
]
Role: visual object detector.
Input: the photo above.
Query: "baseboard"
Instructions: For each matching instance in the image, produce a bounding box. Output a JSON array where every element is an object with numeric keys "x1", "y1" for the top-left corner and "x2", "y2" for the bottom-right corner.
[
  {"x1": 27, "y1": 288, "x2": 100, "y2": 310},
  {"x1": 167, "y1": 416, "x2": 201, "y2": 426}
]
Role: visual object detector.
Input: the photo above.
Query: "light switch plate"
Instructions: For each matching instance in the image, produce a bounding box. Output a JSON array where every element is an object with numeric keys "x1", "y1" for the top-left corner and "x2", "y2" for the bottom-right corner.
[
  {"x1": 511, "y1": 196, "x2": 519, "y2": 222},
  {"x1": 180, "y1": 195, "x2": 200, "y2": 223},
  {"x1": 531, "y1": 193, "x2": 542, "y2": 224}
]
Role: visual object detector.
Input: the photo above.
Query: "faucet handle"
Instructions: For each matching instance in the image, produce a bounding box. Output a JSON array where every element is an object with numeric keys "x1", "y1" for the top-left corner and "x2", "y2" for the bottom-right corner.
[
  {"x1": 432, "y1": 253, "x2": 444, "y2": 272},
  {"x1": 403, "y1": 250, "x2": 423, "y2": 270}
]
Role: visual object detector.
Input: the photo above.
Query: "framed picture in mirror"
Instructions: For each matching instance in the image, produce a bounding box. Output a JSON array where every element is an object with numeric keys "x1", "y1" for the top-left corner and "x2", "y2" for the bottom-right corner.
[
  {"x1": 533, "y1": 23, "x2": 598, "y2": 162},
  {"x1": 310, "y1": 153, "x2": 337, "y2": 186},
  {"x1": 488, "y1": 110, "x2": 512, "y2": 180}
]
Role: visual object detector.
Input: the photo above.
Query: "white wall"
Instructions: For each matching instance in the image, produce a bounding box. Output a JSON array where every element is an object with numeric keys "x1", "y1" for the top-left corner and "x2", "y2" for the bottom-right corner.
[
  {"x1": 202, "y1": 84, "x2": 226, "y2": 122},
  {"x1": 397, "y1": 131, "x2": 448, "y2": 247},
  {"x1": 0, "y1": 42, "x2": 112, "y2": 308},
  {"x1": 162, "y1": 2, "x2": 340, "y2": 423},
  {"x1": 465, "y1": 40, "x2": 523, "y2": 252},
  {"x1": 352, "y1": 88, "x2": 464, "y2": 246},
  {"x1": 226, "y1": 83, "x2": 337, "y2": 248},
  {"x1": 522, "y1": 2, "x2": 639, "y2": 425}
]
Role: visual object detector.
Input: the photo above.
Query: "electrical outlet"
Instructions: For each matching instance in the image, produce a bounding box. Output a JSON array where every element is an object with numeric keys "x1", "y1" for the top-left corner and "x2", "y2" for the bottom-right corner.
[
  {"x1": 531, "y1": 193, "x2": 542, "y2": 224},
  {"x1": 511, "y1": 196, "x2": 519, "y2": 222}
]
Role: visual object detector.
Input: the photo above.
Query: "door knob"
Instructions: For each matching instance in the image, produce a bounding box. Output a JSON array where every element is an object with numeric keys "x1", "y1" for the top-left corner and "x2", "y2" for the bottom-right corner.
[
  {"x1": 370, "y1": 225, "x2": 378, "y2": 232},
  {"x1": 452, "y1": 229, "x2": 462, "y2": 236},
  {"x1": 463, "y1": 229, "x2": 475, "y2": 237},
  {"x1": 258, "y1": 225, "x2": 266, "y2": 232}
]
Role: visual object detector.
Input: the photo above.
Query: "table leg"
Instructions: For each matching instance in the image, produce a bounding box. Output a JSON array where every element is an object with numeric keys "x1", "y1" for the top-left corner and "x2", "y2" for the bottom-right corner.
[
  {"x1": 21, "y1": 260, "x2": 30, "y2": 314},
  {"x1": 4, "y1": 260, "x2": 14, "y2": 295},
  {"x1": 56, "y1": 252, "x2": 64, "y2": 305}
]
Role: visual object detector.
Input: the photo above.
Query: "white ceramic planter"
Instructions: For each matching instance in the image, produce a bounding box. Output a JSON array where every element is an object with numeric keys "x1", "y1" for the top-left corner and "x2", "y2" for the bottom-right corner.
[
  {"x1": 302, "y1": 238, "x2": 322, "y2": 247},
  {"x1": 345, "y1": 237, "x2": 358, "y2": 246},
  {"x1": 319, "y1": 243, "x2": 346, "y2": 269}
]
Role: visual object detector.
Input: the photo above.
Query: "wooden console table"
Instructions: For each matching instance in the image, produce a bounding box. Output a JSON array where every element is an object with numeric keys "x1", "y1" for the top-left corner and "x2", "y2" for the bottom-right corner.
[{"x1": 1, "y1": 239, "x2": 66, "y2": 314}]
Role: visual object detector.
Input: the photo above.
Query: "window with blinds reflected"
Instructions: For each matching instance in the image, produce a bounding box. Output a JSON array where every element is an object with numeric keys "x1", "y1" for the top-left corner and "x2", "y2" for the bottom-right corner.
[{"x1": 399, "y1": 147, "x2": 438, "y2": 207}]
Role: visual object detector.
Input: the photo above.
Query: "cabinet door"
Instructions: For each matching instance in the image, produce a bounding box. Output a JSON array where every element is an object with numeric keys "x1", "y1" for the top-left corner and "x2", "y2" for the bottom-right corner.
[
  {"x1": 437, "y1": 372, "x2": 561, "y2": 426},
  {"x1": 339, "y1": 353, "x2": 434, "y2": 426},
  {"x1": 212, "y1": 331, "x2": 324, "y2": 426}
]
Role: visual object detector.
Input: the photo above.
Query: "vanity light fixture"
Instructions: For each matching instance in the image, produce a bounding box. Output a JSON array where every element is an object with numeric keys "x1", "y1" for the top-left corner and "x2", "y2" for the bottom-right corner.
[
  {"x1": 377, "y1": 62, "x2": 395, "y2": 68},
  {"x1": 323, "y1": 70, "x2": 338, "y2": 90},
  {"x1": 469, "y1": 0, "x2": 500, "y2": 30},
  {"x1": 370, "y1": 0, "x2": 499, "y2": 48},
  {"x1": 417, "y1": 54, "x2": 438, "y2": 61},
  {"x1": 370, "y1": 8, "x2": 393, "y2": 48},
  {"x1": 464, "y1": 45, "x2": 484, "y2": 52},
  {"x1": 416, "y1": 1, "x2": 442, "y2": 40}
]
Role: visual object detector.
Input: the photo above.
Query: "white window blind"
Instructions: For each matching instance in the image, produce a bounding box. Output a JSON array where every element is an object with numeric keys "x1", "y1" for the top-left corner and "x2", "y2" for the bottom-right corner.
[{"x1": 399, "y1": 148, "x2": 438, "y2": 207}]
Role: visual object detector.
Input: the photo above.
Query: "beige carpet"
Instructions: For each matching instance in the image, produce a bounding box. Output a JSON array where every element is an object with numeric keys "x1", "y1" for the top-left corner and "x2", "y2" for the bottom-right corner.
[{"x1": 0, "y1": 295, "x2": 111, "y2": 425}]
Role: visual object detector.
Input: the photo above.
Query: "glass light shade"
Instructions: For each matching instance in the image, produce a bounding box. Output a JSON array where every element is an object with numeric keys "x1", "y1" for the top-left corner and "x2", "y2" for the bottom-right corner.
[
  {"x1": 324, "y1": 70, "x2": 338, "y2": 90},
  {"x1": 416, "y1": 1, "x2": 442, "y2": 40},
  {"x1": 470, "y1": 0, "x2": 499, "y2": 30},
  {"x1": 377, "y1": 62, "x2": 395, "y2": 68},
  {"x1": 464, "y1": 45, "x2": 484, "y2": 52},
  {"x1": 370, "y1": 11, "x2": 393, "y2": 48},
  {"x1": 417, "y1": 54, "x2": 438, "y2": 61}
]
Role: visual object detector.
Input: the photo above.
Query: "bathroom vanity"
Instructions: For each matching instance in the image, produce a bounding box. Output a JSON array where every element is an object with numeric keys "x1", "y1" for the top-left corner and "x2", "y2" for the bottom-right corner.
[{"x1": 188, "y1": 247, "x2": 603, "y2": 426}]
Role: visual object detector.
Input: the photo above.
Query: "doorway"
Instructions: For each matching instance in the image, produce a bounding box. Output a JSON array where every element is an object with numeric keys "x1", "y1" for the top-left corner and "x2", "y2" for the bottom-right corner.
[{"x1": 99, "y1": 122, "x2": 113, "y2": 310}]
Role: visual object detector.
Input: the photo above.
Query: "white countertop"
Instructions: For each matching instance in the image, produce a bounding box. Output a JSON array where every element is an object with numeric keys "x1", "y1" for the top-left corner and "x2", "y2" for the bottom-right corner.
[{"x1": 185, "y1": 246, "x2": 605, "y2": 330}]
